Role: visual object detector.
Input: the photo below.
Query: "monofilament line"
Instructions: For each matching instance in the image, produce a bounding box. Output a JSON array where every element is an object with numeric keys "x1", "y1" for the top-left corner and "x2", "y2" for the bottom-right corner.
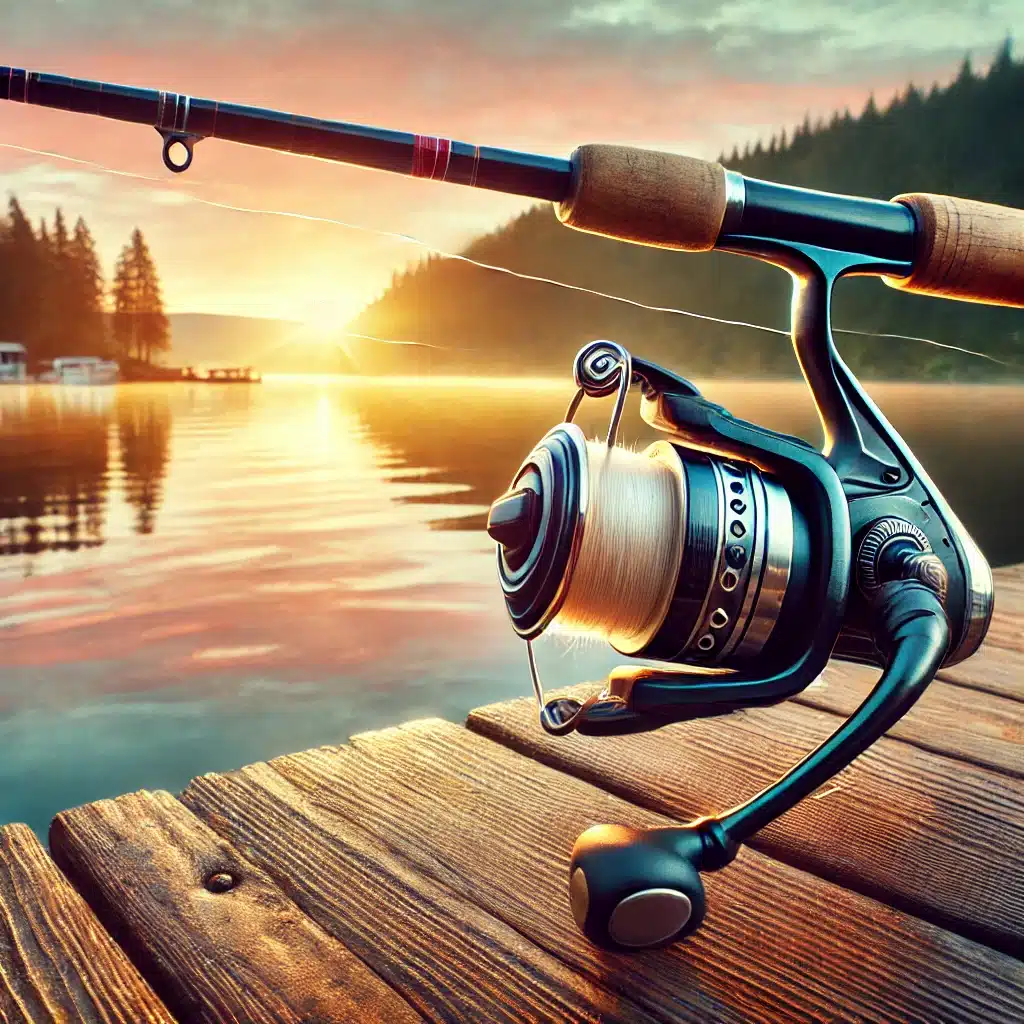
[{"x1": 553, "y1": 441, "x2": 681, "y2": 652}]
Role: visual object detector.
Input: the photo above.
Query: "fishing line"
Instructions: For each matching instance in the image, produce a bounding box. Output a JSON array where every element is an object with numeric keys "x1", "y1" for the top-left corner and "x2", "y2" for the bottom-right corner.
[
  {"x1": 0, "y1": 141, "x2": 1014, "y2": 368},
  {"x1": 834, "y1": 328, "x2": 1010, "y2": 365},
  {"x1": 338, "y1": 331, "x2": 453, "y2": 349},
  {"x1": 552, "y1": 439, "x2": 681, "y2": 651}
]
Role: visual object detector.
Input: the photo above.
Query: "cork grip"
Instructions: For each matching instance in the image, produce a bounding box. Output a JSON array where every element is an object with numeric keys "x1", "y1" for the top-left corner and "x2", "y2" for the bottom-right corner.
[
  {"x1": 556, "y1": 144, "x2": 728, "y2": 251},
  {"x1": 886, "y1": 193, "x2": 1024, "y2": 308}
]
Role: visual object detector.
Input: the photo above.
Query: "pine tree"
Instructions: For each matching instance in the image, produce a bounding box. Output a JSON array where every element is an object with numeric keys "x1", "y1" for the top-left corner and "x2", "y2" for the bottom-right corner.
[
  {"x1": 38, "y1": 209, "x2": 73, "y2": 359},
  {"x1": 3, "y1": 198, "x2": 42, "y2": 360},
  {"x1": 991, "y1": 37, "x2": 1013, "y2": 75},
  {"x1": 131, "y1": 229, "x2": 169, "y2": 364},
  {"x1": 111, "y1": 228, "x2": 169, "y2": 365},
  {"x1": 68, "y1": 217, "x2": 107, "y2": 355},
  {"x1": 0, "y1": 204, "x2": 11, "y2": 340},
  {"x1": 112, "y1": 243, "x2": 139, "y2": 361}
]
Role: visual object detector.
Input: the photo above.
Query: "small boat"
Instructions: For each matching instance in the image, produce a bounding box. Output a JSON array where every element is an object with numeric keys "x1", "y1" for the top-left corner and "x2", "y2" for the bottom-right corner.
[
  {"x1": 181, "y1": 366, "x2": 262, "y2": 383},
  {"x1": 37, "y1": 356, "x2": 120, "y2": 385},
  {"x1": 0, "y1": 342, "x2": 28, "y2": 383}
]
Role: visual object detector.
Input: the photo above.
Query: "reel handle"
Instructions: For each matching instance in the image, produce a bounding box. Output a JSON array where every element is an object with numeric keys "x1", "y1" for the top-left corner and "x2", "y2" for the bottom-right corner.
[{"x1": 571, "y1": 577, "x2": 951, "y2": 951}]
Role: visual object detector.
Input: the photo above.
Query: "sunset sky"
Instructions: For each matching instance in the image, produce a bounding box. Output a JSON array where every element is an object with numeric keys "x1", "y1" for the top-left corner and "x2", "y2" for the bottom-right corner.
[{"x1": 2, "y1": 2, "x2": 1021, "y2": 326}]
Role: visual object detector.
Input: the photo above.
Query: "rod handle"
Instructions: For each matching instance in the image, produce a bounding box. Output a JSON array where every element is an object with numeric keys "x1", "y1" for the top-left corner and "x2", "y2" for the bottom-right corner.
[
  {"x1": 885, "y1": 193, "x2": 1024, "y2": 308},
  {"x1": 556, "y1": 144, "x2": 727, "y2": 251}
]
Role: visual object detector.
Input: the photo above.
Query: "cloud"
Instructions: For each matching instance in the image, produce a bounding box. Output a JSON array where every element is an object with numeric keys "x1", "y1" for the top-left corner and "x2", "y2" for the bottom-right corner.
[{"x1": 5, "y1": 2, "x2": 1019, "y2": 78}]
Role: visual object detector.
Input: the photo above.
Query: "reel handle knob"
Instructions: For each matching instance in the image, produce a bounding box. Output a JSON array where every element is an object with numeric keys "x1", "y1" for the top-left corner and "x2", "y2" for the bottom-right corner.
[{"x1": 568, "y1": 824, "x2": 707, "y2": 950}]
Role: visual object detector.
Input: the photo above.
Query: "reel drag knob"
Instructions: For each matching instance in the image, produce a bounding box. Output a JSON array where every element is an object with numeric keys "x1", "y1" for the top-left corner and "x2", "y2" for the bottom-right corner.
[
  {"x1": 486, "y1": 473, "x2": 540, "y2": 570},
  {"x1": 569, "y1": 824, "x2": 707, "y2": 950}
]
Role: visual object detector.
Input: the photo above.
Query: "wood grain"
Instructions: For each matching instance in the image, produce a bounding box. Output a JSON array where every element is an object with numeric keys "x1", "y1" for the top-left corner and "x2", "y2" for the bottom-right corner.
[
  {"x1": 983, "y1": 564, "x2": 1024, "y2": 654},
  {"x1": 926, "y1": 566, "x2": 1024, "y2": 699},
  {"x1": 796, "y1": 659, "x2": 1023, "y2": 777},
  {"x1": 470, "y1": 688, "x2": 1024, "y2": 956},
  {"x1": 268, "y1": 719, "x2": 1024, "y2": 1024},
  {"x1": 49, "y1": 790, "x2": 422, "y2": 1024},
  {"x1": 182, "y1": 761, "x2": 663, "y2": 1024},
  {"x1": 938, "y1": 641, "x2": 1024, "y2": 702},
  {"x1": 0, "y1": 823, "x2": 175, "y2": 1024},
  {"x1": 556, "y1": 144, "x2": 727, "y2": 251},
  {"x1": 886, "y1": 193, "x2": 1024, "y2": 307}
]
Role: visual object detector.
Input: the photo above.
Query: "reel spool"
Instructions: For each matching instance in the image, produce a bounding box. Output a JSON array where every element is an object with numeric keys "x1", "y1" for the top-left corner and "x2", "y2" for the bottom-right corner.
[
  {"x1": 487, "y1": 339, "x2": 991, "y2": 952},
  {"x1": 494, "y1": 421, "x2": 805, "y2": 665}
]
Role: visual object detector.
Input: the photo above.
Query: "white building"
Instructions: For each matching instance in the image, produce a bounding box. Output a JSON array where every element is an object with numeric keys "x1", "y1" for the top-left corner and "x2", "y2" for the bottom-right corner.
[{"x1": 0, "y1": 343, "x2": 27, "y2": 383}]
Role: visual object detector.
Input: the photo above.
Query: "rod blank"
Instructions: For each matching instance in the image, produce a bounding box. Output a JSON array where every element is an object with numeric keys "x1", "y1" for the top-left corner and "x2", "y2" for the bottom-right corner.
[{"x1": 0, "y1": 66, "x2": 573, "y2": 202}]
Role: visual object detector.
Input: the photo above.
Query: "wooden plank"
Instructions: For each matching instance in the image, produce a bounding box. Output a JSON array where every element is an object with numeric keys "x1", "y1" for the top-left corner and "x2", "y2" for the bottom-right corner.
[
  {"x1": 182, "y1": 760, "x2": 665, "y2": 1024},
  {"x1": 0, "y1": 823, "x2": 175, "y2": 1024},
  {"x1": 915, "y1": 566, "x2": 1024, "y2": 700},
  {"x1": 939, "y1": 641, "x2": 1024, "y2": 703},
  {"x1": 49, "y1": 790, "x2": 423, "y2": 1024},
  {"x1": 266, "y1": 719, "x2": 1024, "y2": 1024},
  {"x1": 983, "y1": 564, "x2": 1024, "y2": 654},
  {"x1": 797, "y1": 659, "x2": 1023, "y2": 777},
  {"x1": 469, "y1": 690, "x2": 1024, "y2": 956}
]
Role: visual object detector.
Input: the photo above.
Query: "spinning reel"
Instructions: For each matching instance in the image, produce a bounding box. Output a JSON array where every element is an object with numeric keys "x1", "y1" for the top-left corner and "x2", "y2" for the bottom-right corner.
[{"x1": 487, "y1": 245, "x2": 994, "y2": 951}]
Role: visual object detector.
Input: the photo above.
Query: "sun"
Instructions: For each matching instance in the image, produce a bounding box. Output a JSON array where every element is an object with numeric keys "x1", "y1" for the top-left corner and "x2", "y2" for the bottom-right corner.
[{"x1": 295, "y1": 291, "x2": 368, "y2": 342}]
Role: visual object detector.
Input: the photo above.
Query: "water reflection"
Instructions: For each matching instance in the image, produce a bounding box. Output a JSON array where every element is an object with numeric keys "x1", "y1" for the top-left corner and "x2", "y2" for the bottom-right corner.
[
  {"x1": 0, "y1": 387, "x2": 175, "y2": 567},
  {"x1": 0, "y1": 389, "x2": 111, "y2": 558},
  {"x1": 341, "y1": 377, "x2": 672, "y2": 532},
  {"x1": 117, "y1": 392, "x2": 172, "y2": 536},
  {"x1": 0, "y1": 375, "x2": 1022, "y2": 840}
]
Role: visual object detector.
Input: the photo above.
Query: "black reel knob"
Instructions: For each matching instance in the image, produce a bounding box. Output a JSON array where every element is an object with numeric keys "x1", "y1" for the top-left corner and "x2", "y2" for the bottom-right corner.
[
  {"x1": 486, "y1": 474, "x2": 540, "y2": 569},
  {"x1": 569, "y1": 824, "x2": 707, "y2": 950}
]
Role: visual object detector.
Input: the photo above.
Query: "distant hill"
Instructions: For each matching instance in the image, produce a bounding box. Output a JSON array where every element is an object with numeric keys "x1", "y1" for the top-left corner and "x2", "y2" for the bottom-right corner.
[
  {"x1": 167, "y1": 314, "x2": 356, "y2": 374},
  {"x1": 347, "y1": 42, "x2": 1024, "y2": 382}
]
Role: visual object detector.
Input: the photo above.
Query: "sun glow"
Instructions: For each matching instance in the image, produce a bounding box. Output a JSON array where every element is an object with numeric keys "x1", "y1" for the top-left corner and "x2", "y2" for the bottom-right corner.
[{"x1": 297, "y1": 292, "x2": 368, "y2": 341}]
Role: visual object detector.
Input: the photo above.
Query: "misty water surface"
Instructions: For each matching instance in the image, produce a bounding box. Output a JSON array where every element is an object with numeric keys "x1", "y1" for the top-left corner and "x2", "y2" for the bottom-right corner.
[{"x1": 1, "y1": 375, "x2": 1022, "y2": 837}]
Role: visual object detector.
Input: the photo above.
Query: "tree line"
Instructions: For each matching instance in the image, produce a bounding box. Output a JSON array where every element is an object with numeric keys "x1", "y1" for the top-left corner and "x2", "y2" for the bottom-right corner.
[
  {"x1": 349, "y1": 40, "x2": 1024, "y2": 382},
  {"x1": 0, "y1": 199, "x2": 170, "y2": 368}
]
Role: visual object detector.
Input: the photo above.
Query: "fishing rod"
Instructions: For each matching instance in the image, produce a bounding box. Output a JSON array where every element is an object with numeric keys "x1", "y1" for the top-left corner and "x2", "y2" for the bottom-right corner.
[
  {"x1": 4, "y1": 65, "x2": 1019, "y2": 953},
  {"x1": 4, "y1": 66, "x2": 1022, "y2": 308}
]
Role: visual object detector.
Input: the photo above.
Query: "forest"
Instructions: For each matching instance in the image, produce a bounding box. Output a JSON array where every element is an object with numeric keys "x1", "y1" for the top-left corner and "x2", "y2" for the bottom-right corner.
[
  {"x1": 348, "y1": 41, "x2": 1024, "y2": 381},
  {"x1": 0, "y1": 200, "x2": 169, "y2": 371}
]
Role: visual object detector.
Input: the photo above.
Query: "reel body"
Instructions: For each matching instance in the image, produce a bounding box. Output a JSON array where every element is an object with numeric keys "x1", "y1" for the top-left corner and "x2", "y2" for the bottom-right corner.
[
  {"x1": 487, "y1": 238, "x2": 994, "y2": 952},
  {"x1": 493, "y1": 350, "x2": 852, "y2": 734}
]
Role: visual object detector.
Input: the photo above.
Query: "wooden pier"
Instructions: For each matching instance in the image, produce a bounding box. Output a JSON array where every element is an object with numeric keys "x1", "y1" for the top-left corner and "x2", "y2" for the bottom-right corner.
[{"x1": 1, "y1": 569, "x2": 1022, "y2": 1022}]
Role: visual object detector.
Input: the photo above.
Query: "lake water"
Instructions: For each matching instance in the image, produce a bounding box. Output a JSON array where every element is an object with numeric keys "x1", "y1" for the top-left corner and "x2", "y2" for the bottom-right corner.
[{"x1": 1, "y1": 375, "x2": 1022, "y2": 838}]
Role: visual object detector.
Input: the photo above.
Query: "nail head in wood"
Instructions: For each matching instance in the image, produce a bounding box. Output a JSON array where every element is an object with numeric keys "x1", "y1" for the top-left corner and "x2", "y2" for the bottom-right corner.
[{"x1": 205, "y1": 871, "x2": 235, "y2": 893}]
